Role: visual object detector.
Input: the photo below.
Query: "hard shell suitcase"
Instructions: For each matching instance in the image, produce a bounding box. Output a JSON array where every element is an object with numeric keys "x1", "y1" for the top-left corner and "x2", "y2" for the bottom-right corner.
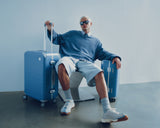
[
  {"x1": 24, "y1": 51, "x2": 60, "y2": 107},
  {"x1": 23, "y1": 25, "x2": 60, "y2": 107},
  {"x1": 101, "y1": 60, "x2": 120, "y2": 102}
]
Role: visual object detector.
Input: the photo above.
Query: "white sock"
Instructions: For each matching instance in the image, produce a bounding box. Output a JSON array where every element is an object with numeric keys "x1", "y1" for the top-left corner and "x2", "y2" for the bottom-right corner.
[
  {"x1": 101, "y1": 97, "x2": 111, "y2": 113},
  {"x1": 63, "y1": 89, "x2": 73, "y2": 101}
]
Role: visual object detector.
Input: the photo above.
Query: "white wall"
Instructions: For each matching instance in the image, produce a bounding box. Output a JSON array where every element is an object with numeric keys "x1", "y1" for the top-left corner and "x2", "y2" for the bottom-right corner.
[{"x1": 0, "y1": 0, "x2": 159, "y2": 92}]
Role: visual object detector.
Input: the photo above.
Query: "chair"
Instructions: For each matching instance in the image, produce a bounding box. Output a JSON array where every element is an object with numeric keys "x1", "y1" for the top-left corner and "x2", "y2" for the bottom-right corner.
[{"x1": 58, "y1": 71, "x2": 95, "y2": 102}]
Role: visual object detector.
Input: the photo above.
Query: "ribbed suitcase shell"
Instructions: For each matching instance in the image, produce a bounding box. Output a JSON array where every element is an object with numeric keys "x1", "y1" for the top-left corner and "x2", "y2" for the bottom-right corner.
[
  {"x1": 24, "y1": 50, "x2": 60, "y2": 106},
  {"x1": 101, "y1": 60, "x2": 119, "y2": 102}
]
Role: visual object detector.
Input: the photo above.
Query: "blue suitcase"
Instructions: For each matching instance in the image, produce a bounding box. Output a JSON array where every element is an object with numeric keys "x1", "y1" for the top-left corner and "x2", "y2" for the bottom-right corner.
[
  {"x1": 101, "y1": 60, "x2": 120, "y2": 102},
  {"x1": 23, "y1": 25, "x2": 60, "y2": 107},
  {"x1": 24, "y1": 51, "x2": 60, "y2": 107}
]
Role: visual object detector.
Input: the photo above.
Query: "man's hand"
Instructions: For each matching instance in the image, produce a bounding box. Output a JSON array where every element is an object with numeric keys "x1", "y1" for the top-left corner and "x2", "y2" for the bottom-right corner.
[
  {"x1": 45, "y1": 21, "x2": 54, "y2": 31},
  {"x1": 112, "y1": 57, "x2": 121, "y2": 69}
]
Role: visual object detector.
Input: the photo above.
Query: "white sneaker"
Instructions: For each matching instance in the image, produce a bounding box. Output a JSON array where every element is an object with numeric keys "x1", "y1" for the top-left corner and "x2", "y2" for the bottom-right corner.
[
  {"x1": 101, "y1": 108, "x2": 128, "y2": 123},
  {"x1": 60, "y1": 100, "x2": 75, "y2": 115}
]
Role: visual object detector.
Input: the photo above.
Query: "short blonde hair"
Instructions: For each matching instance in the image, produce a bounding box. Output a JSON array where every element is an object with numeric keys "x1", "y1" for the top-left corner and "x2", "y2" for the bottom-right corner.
[{"x1": 80, "y1": 16, "x2": 92, "y2": 22}]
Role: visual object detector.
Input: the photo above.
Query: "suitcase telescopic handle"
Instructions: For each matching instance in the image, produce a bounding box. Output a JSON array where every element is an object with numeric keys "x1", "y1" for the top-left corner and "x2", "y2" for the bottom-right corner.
[{"x1": 44, "y1": 23, "x2": 53, "y2": 54}]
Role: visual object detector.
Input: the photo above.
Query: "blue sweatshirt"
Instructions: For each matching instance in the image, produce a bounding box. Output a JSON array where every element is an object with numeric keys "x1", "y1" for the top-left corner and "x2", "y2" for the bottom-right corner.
[{"x1": 47, "y1": 30, "x2": 121, "y2": 62}]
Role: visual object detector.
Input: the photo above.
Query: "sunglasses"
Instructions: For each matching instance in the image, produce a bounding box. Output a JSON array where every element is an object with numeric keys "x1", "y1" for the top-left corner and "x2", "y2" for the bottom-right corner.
[{"x1": 80, "y1": 20, "x2": 90, "y2": 25}]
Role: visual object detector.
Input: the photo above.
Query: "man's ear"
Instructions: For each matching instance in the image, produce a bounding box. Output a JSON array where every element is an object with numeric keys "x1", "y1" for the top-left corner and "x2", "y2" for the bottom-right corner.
[{"x1": 90, "y1": 21, "x2": 92, "y2": 26}]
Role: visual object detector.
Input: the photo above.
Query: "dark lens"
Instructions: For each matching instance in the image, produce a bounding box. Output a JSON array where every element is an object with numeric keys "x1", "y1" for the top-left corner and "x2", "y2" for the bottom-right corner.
[
  {"x1": 80, "y1": 20, "x2": 89, "y2": 25},
  {"x1": 84, "y1": 20, "x2": 89, "y2": 24},
  {"x1": 80, "y1": 22, "x2": 84, "y2": 25}
]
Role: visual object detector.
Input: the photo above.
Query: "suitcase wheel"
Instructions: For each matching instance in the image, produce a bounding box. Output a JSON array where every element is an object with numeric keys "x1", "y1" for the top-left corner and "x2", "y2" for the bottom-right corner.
[
  {"x1": 53, "y1": 99, "x2": 56, "y2": 103},
  {"x1": 109, "y1": 97, "x2": 116, "y2": 102},
  {"x1": 41, "y1": 102, "x2": 45, "y2": 107},
  {"x1": 23, "y1": 95, "x2": 28, "y2": 100}
]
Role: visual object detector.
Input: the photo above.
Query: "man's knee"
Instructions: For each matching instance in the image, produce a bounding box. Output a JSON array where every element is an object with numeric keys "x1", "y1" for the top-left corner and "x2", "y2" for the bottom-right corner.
[
  {"x1": 58, "y1": 64, "x2": 66, "y2": 74},
  {"x1": 95, "y1": 71, "x2": 104, "y2": 80}
]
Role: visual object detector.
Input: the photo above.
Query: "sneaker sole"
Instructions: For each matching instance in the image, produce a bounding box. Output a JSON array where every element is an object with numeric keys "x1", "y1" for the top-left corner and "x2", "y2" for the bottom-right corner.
[
  {"x1": 60, "y1": 106, "x2": 75, "y2": 115},
  {"x1": 101, "y1": 115, "x2": 128, "y2": 123}
]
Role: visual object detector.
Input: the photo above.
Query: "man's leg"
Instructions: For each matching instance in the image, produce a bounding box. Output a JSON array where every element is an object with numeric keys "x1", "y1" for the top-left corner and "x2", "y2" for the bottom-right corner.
[
  {"x1": 94, "y1": 71, "x2": 108, "y2": 99},
  {"x1": 58, "y1": 63, "x2": 74, "y2": 101},
  {"x1": 58, "y1": 64, "x2": 75, "y2": 115},
  {"x1": 95, "y1": 71, "x2": 112, "y2": 113},
  {"x1": 55, "y1": 57, "x2": 77, "y2": 115},
  {"x1": 94, "y1": 71, "x2": 128, "y2": 123},
  {"x1": 75, "y1": 60, "x2": 128, "y2": 123},
  {"x1": 58, "y1": 64, "x2": 70, "y2": 91}
]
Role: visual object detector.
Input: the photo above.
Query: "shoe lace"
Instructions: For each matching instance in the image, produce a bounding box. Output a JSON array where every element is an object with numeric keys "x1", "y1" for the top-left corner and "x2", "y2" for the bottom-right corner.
[
  {"x1": 63, "y1": 102, "x2": 69, "y2": 108},
  {"x1": 111, "y1": 108, "x2": 116, "y2": 111},
  {"x1": 110, "y1": 108, "x2": 119, "y2": 114},
  {"x1": 63, "y1": 101, "x2": 72, "y2": 109}
]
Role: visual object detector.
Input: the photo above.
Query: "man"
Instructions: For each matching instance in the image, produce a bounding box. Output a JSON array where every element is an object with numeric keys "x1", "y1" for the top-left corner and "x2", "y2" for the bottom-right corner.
[{"x1": 45, "y1": 16, "x2": 128, "y2": 123}]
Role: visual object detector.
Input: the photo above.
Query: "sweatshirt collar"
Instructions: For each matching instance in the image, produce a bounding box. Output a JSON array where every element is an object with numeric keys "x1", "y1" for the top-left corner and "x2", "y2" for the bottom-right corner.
[{"x1": 81, "y1": 31, "x2": 91, "y2": 37}]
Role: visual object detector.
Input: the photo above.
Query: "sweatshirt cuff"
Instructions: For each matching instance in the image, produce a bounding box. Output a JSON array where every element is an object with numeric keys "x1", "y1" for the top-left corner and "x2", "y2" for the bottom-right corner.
[{"x1": 111, "y1": 56, "x2": 122, "y2": 61}]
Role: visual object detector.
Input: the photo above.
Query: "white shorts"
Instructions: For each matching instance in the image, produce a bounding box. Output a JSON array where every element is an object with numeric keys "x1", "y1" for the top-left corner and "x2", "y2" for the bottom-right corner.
[{"x1": 55, "y1": 57, "x2": 103, "y2": 86}]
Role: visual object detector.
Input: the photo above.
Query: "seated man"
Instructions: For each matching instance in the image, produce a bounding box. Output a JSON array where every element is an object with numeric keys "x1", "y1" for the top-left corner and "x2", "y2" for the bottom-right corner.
[{"x1": 45, "y1": 16, "x2": 128, "y2": 123}]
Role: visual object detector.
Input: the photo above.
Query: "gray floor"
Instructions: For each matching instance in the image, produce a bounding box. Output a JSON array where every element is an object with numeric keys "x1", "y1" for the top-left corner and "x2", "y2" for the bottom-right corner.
[{"x1": 0, "y1": 82, "x2": 160, "y2": 128}]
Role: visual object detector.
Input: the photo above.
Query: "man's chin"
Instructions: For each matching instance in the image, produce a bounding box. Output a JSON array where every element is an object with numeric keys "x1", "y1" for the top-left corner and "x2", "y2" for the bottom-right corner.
[{"x1": 83, "y1": 28, "x2": 89, "y2": 31}]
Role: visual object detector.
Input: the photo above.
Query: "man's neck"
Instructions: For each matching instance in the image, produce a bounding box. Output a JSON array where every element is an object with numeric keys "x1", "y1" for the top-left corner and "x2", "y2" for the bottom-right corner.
[{"x1": 82, "y1": 31, "x2": 91, "y2": 36}]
